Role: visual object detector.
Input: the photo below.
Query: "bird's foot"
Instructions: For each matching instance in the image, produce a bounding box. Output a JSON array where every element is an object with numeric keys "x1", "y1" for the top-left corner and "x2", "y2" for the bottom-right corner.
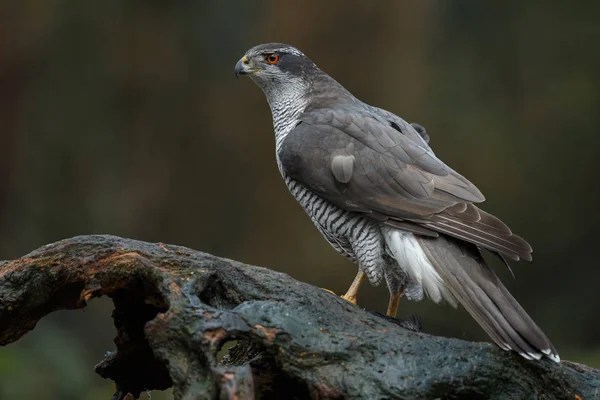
[
  {"x1": 321, "y1": 288, "x2": 358, "y2": 305},
  {"x1": 340, "y1": 271, "x2": 366, "y2": 305},
  {"x1": 322, "y1": 271, "x2": 366, "y2": 305},
  {"x1": 341, "y1": 292, "x2": 358, "y2": 305}
]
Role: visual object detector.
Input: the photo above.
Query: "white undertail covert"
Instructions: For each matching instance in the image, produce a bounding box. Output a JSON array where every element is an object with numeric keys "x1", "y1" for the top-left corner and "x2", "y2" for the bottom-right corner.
[{"x1": 382, "y1": 227, "x2": 456, "y2": 306}]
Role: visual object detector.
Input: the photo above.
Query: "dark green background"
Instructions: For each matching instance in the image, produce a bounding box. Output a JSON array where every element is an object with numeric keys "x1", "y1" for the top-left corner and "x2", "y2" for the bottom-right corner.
[{"x1": 1, "y1": 1, "x2": 598, "y2": 398}]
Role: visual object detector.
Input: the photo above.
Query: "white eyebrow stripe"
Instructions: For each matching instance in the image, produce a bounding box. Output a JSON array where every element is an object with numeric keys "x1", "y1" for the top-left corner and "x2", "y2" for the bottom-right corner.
[
  {"x1": 275, "y1": 48, "x2": 303, "y2": 55},
  {"x1": 251, "y1": 47, "x2": 304, "y2": 56}
]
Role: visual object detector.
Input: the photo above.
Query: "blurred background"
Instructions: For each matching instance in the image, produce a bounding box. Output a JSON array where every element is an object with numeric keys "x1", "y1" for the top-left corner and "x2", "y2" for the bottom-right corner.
[{"x1": 1, "y1": 1, "x2": 598, "y2": 398}]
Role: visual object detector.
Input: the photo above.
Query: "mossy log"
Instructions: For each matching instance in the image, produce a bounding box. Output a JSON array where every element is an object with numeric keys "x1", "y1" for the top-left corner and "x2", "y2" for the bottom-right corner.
[{"x1": 0, "y1": 235, "x2": 598, "y2": 399}]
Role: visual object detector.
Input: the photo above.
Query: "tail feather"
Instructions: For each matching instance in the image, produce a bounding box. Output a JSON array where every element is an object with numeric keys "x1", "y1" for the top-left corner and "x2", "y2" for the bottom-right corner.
[{"x1": 415, "y1": 234, "x2": 559, "y2": 362}]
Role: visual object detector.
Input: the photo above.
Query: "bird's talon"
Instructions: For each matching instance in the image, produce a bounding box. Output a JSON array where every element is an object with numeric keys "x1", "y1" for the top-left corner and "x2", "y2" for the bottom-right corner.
[{"x1": 321, "y1": 288, "x2": 337, "y2": 296}]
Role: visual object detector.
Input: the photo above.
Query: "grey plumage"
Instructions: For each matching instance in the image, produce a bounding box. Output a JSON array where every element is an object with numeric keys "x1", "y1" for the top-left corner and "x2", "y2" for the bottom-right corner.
[
  {"x1": 416, "y1": 235, "x2": 557, "y2": 360},
  {"x1": 331, "y1": 143, "x2": 355, "y2": 183},
  {"x1": 235, "y1": 42, "x2": 558, "y2": 362}
]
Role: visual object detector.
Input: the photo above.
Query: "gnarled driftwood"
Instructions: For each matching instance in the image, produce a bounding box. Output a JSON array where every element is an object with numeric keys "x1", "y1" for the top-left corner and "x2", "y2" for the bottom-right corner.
[{"x1": 0, "y1": 235, "x2": 598, "y2": 399}]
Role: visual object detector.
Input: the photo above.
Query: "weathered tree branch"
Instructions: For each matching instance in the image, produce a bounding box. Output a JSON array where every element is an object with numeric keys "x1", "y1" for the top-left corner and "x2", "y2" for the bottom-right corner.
[{"x1": 0, "y1": 235, "x2": 597, "y2": 399}]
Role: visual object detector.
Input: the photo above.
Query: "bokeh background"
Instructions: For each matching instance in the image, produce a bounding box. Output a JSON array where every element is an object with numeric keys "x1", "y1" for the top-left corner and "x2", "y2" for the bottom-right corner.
[{"x1": 1, "y1": 1, "x2": 599, "y2": 398}]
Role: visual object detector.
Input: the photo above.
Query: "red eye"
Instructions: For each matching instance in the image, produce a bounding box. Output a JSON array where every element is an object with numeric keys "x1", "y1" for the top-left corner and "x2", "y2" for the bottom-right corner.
[{"x1": 265, "y1": 53, "x2": 280, "y2": 64}]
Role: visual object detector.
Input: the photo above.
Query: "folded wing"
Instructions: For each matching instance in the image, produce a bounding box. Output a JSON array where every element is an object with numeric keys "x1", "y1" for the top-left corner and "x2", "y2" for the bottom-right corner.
[{"x1": 279, "y1": 106, "x2": 532, "y2": 261}]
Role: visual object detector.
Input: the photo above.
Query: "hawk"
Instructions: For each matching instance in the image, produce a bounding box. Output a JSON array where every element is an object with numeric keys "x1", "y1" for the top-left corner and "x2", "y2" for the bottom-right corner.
[{"x1": 235, "y1": 43, "x2": 559, "y2": 362}]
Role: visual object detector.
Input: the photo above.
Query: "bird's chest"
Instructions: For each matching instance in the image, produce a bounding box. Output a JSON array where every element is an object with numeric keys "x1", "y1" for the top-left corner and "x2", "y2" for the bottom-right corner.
[
  {"x1": 278, "y1": 165, "x2": 357, "y2": 259},
  {"x1": 275, "y1": 137, "x2": 343, "y2": 235},
  {"x1": 273, "y1": 113, "x2": 356, "y2": 258},
  {"x1": 279, "y1": 168, "x2": 326, "y2": 222}
]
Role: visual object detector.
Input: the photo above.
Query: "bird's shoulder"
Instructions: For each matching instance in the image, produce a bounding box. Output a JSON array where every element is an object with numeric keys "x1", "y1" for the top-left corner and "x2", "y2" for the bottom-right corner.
[{"x1": 280, "y1": 104, "x2": 448, "y2": 179}]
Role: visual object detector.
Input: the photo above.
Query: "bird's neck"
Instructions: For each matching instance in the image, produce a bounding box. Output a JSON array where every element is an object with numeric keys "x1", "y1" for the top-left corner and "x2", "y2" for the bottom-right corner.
[
  {"x1": 262, "y1": 80, "x2": 310, "y2": 155},
  {"x1": 306, "y1": 73, "x2": 358, "y2": 110},
  {"x1": 268, "y1": 73, "x2": 357, "y2": 151}
]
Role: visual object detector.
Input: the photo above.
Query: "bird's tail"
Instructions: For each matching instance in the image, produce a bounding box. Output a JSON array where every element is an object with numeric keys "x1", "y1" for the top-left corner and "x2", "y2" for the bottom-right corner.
[{"x1": 383, "y1": 227, "x2": 559, "y2": 362}]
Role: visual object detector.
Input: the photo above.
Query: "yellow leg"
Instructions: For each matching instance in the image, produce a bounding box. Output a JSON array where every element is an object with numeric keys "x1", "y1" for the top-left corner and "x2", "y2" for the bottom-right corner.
[
  {"x1": 340, "y1": 271, "x2": 366, "y2": 305},
  {"x1": 386, "y1": 292, "x2": 401, "y2": 318}
]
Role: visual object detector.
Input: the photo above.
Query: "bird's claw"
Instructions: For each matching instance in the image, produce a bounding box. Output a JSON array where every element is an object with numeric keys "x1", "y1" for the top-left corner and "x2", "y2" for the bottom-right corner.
[{"x1": 322, "y1": 287, "x2": 358, "y2": 305}]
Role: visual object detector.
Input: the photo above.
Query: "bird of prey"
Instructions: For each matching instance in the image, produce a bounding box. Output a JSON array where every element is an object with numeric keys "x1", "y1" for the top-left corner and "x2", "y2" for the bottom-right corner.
[{"x1": 235, "y1": 43, "x2": 559, "y2": 362}]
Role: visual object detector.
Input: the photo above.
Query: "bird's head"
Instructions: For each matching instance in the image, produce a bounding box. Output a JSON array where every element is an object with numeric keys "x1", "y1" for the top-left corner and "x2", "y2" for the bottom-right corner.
[
  {"x1": 234, "y1": 43, "x2": 320, "y2": 94},
  {"x1": 235, "y1": 43, "x2": 354, "y2": 112}
]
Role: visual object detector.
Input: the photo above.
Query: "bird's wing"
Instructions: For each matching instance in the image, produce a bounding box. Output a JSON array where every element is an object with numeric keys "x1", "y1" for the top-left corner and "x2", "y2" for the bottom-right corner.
[{"x1": 279, "y1": 106, "x2": 532, "y2": 261}]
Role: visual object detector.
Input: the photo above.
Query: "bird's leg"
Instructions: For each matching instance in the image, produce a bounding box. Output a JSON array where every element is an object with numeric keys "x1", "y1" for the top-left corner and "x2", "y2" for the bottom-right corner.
[
  {"x1": 386, "y1": 292, "x2": 402, "y2": 318},
  {"x1": 383, "y1": 269, "x2": 404, "y2": 318},
  {"x1": 340, "y1": 271, "x2": 366, "y2": 305}
]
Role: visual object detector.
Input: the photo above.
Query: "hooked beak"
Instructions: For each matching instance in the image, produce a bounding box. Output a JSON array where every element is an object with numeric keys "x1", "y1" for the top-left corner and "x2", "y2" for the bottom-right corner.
[{"x1": 235, "y1": 55, "x2": 259, "y2": 78}]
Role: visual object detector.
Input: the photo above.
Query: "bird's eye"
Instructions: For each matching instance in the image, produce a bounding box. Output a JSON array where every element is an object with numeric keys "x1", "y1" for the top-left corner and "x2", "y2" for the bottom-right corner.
[{"x1": 265, "y1": 53, "x2": 280, "y2": 64}]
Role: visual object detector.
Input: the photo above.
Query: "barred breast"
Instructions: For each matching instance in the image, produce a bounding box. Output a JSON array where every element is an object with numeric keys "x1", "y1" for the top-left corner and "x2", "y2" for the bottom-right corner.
[{"x1": 282, "y1": 174, "x2": 387, "y2": 286}]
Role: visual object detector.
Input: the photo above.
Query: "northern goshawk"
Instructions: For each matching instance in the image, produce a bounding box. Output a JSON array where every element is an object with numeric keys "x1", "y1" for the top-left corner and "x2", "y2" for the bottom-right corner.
[{"x1": 235, "y1": 43, "x2": 559, "y2": 362}]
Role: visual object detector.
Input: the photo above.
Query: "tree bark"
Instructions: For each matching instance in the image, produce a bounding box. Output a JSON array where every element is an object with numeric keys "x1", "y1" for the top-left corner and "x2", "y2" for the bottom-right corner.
[{"x1": 0, "y1": 235, "x2": 597, "y2": 399}]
